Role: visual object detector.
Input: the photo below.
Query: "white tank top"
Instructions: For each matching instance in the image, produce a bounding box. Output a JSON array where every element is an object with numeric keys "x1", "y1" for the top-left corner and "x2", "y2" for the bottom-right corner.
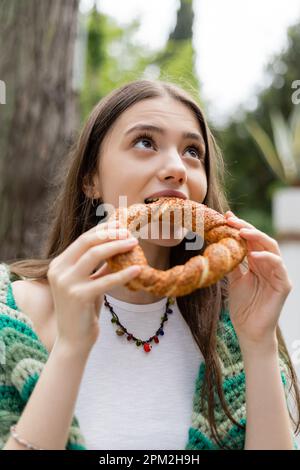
[{"x1": 74, "y1": 294, "x2": 204, "y2": 450}]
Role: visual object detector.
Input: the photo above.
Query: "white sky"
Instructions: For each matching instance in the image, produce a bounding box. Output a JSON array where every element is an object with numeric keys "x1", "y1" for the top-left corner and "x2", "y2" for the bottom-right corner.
[{"x1": 80, "y1": 0, "x2": 300, "y2": 126}]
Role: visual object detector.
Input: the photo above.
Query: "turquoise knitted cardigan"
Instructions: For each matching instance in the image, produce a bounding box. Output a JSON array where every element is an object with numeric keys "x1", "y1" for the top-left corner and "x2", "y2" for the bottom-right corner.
[{"x1": 0, "y1": 262, "x2": 298, "y2": 450}]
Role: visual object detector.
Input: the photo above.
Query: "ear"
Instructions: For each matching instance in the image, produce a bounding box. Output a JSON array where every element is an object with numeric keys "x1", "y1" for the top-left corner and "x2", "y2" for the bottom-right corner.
[{"x1": 82, "y1": 173, "x2": 101, "y2": 199}]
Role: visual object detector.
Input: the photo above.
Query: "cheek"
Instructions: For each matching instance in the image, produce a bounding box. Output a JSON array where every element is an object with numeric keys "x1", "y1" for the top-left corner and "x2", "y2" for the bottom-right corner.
[
  {"x1": 189, "y1": 171, "x2": 207, "y2": 201},
  {"x1": 100, "y1": 168, "x2": 142, "y2": 207}
]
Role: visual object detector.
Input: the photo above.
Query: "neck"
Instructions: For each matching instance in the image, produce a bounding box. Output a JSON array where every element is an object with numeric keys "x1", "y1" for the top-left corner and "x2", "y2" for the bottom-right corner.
[{"x1": 105, "y1": 240, "x2": 171, "y2": 304}]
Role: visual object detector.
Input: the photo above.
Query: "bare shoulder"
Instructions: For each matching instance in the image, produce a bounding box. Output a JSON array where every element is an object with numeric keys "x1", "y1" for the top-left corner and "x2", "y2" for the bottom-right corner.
[{"x1": 11, "y1": 279, "x2": 57, "y2": 353}]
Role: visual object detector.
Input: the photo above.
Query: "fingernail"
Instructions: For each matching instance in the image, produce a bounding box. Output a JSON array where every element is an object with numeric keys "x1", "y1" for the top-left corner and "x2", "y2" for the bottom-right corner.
[
  {"x1": 129, "y1": 265, "x2": 141, "y2": 274},
  {"x1": 125, "y1": 237, "x2": 138, "y2": 244}
]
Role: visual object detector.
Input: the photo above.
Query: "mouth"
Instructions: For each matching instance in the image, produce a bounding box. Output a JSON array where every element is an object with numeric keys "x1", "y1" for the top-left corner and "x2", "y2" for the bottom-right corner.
[
  {"x1": 144, "y1": 197, "x2": 160, "y2": 204},
  {"x1": 142, "y1": 196, "x2": 189, "y2": 235},
  {"x1": 144, "y1": 194, "x2": 187, "y2": 204}
]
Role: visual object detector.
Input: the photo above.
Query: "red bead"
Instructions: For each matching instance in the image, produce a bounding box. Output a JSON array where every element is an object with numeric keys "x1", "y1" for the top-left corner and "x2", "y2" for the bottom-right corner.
[
  {"x1": 143, "y1": 343, "x2": 152, "y2": 352},
  {"x1": 127, "y1": 334, "x2": 133, "y2": 341},
  {"x1": 154, "y1": 336, "x2": 159, "y2": 344}
]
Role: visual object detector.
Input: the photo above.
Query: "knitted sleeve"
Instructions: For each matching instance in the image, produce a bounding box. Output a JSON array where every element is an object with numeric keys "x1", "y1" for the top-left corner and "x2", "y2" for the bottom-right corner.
[
  {"x1": 185, "y1": 308, "x2": 299, "y2": 450},
  {"x1": 0, "y1": 262, "x2": 86, "y2": 450}
]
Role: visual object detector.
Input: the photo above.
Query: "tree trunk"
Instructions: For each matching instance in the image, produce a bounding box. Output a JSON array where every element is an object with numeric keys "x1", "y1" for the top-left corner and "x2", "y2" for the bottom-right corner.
[{"x1": 0, "y1": 0, "x2": 80, "y2": 262}]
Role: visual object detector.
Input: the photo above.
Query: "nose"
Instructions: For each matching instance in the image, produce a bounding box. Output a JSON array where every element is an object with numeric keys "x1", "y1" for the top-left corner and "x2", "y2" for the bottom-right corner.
[{"x1": 157, "y1": 150, "x2": 187, "y2": 185}]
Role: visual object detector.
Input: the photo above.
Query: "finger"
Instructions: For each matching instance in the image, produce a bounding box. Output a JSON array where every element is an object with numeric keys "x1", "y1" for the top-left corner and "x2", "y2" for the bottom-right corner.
[
  {"x1": 50, "y1": 222, "x2": 118, "y2": 267},
  {"x1": 239, "y1": 228, "x2": 281, "y2": 255},
  {"x1": 248, "y1": 251, "x2": 286, "y2": 275},
  {"x1": 225, "y1": 210, "x2": 234, "y2": 217},
  {"x1": 226, "y1": 215, "x2": 255, "y2": 230},
  {"x1": 72, "y1": 237, "x2": 139, "y2": 278},
  {"x1": 249, "y1": 250, "x2": 281, "y2": 261},
  {"x1": 88, "y1": 220, "x2": 121, "y2": 235},
  {"x1": 248, "y1": 251, "x2": 290, "y2": 282},
  {"x1": 89, "y1": 261, "x2": 111, "y2": 280},
  {"x1": 51, "y1": 225, "x2": 132, "y2": 268},
  {"x1": 75, "y1": 265, "x2": 142, "y2": 301}
]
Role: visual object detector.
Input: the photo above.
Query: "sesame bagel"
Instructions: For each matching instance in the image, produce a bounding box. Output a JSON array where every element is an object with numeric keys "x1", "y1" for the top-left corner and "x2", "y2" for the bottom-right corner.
[{"x1": 105, "y1": 197, "x2": 247, "y2": 297}]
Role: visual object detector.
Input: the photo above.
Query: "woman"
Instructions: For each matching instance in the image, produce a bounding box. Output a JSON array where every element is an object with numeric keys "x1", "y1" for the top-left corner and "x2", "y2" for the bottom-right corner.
[{"x1": 0, "y1": 79, "x2": 299, "y2": 450}]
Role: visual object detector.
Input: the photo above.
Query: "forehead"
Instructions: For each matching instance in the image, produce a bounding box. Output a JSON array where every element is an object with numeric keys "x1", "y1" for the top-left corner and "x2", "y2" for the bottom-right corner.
[{"x1": 108, "y1": 96, "x2": 202, "y2": 136}]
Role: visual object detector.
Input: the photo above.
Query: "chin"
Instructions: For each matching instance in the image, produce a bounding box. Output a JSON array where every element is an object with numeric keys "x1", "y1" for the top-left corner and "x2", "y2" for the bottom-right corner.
[
  {"x1": 147, "y1": 238, "x2": 183, "y2": 247},
  {"x1": 138, "y1": 222, "x2": 188, "y2": 247}
]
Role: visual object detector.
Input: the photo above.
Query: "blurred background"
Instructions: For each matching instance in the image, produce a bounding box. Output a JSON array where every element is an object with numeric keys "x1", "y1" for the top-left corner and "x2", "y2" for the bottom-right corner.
[{"x1": 0, "y1": 0, "x2": 300, "y2": 441}]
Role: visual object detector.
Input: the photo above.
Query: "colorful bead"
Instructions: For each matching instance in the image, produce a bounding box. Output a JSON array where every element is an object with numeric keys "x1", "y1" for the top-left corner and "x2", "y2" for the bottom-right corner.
[
  {"x1": 116, "y1": 328, "x2": 125, "y2": 336},
  {"x1": 143, "y1": 343, "x2": 152, "y2": 352},
  {"x1": 104, "y1": 294, "x2": 172, "y2": 353}
]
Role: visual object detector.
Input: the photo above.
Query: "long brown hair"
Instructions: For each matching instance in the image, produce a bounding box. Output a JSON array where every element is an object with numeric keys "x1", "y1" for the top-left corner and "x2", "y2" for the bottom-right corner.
[{"x1": 6, "y1": 79, "x2": 300, "y2": 448}]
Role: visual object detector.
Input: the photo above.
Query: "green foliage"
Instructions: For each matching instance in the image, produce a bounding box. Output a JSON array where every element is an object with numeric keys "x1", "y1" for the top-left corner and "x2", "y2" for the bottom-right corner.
[
  {"x1": 218, "y1": 18, "x2": 300, "y2": 234},
  {"x1": 80, "y1": 7, "x2": 154, "y2": 122},
  {"x1": 246, "y1": 106, "x2": 300, "y2": 185},
  {"x1": 156, "y1": 40, "x2": 199, "y2": 96},
  {"x1": 80, "y1": 0, "x2": 201, "y2": 123}
]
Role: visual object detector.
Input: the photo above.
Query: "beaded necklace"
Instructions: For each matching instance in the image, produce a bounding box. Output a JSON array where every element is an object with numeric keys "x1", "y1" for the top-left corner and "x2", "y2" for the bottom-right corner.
[{"x1": 103, "y1": 295, "x2": 175, "y2": 353}]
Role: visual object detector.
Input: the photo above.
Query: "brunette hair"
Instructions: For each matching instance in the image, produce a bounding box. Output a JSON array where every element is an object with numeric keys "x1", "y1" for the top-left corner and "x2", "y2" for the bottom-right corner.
[{"x1": 7, "y1": 79, "x2": 300, "y2": 448}]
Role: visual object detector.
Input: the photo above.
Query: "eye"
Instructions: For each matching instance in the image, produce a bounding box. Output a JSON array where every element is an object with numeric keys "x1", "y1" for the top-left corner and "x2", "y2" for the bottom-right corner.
[
  {"x1": 132, "y1": 133, "x2": 156, "y2": 150},
  {"x1": 132, "y1": 132, "x2": 205, "y2": 161},
  {"x1": 185, "y1": 145, "x2": 205, "y2": 160}
]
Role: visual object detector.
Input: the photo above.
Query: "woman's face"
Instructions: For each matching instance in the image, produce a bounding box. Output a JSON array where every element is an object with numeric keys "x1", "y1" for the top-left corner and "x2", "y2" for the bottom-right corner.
[{"x1": 93, "y1": 95, "x2": 208, "y2": 247}]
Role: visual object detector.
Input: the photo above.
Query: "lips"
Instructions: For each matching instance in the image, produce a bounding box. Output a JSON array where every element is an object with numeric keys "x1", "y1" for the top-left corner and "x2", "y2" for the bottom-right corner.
[{"x1": 144, "y1": 191, "x2": 187, "y2": 204}]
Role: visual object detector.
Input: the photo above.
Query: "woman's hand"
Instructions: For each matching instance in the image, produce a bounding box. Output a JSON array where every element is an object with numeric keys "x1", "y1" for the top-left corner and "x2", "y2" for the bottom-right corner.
[
  {"x1": 47, "y1": 221, "x2": 141, "y2": 356},
  {"x1": 224, "y1": 210, "x2": 293, "y2": 349}
]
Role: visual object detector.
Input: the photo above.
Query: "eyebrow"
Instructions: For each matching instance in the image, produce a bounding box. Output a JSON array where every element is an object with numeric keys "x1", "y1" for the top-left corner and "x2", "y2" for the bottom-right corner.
[{"x1": 125, "y1": 124, "x2": 206, "y2": 148}]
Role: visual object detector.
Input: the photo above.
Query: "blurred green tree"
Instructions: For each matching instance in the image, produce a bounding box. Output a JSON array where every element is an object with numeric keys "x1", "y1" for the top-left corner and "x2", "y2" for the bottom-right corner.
[
  {"x1": 80, "y1": 6, "x2": 155, "y2": 122},
  {"x1": 0, "y1": 0, "x2": 80, "y2": 261},
  {"x1": 80, "y1": 0, "x2": 202, "y2": 121},
  {"x1": 154, "y1": 0, "x2": 200, "y2": 100},
  {"x1": 216, "y1": 19, "x2": 300, "y2": 235}
]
